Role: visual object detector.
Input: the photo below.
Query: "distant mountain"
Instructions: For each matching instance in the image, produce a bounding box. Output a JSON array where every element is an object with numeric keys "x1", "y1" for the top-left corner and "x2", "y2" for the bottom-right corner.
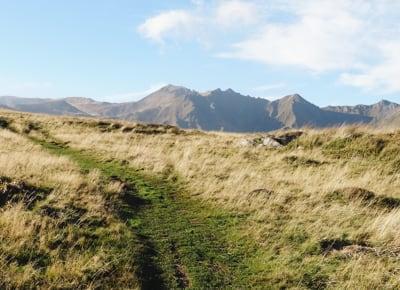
[
  {"x1": 0, "y1": 96, "x2": 87, "y2": 116},
  {"x1": 118, "y1": 85, "x2": 281, "y2": 131},
  {"x1": 0, "y1": 104, "x2": 14, "y2": 111},
  {"x1": 0, "y1": 85, "x2": 397, "y2": 132},
  {"x1": 267, "y1": 94, "x2": 371, "y2": 128},
  {"x1": 323, "y1": 100, "x2": 400, "y2": 120},
  {"x1": 0, "y1": 96, "x2": 53, "y2": 107},
  {"x1": 375, "y1": 108, "x2": 400, "y2": 128},
  {"x1": 64, "y1": 97, "x2": 114, "y2": 116}
]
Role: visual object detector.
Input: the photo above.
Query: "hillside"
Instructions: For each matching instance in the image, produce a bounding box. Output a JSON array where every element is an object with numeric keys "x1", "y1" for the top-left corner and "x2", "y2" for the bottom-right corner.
[
  {"x1": 0, "y1": 85, "x2": 388, "y2": 132},
  {"x1": 2, "y1": 110, "x2": 400, "y2": 288}
]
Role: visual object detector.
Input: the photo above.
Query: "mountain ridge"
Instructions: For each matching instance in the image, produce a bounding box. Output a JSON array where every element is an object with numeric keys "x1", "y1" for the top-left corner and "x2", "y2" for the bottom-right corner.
[{"x1": 0, "y1": 85, "x2": 398, "y2": 131}]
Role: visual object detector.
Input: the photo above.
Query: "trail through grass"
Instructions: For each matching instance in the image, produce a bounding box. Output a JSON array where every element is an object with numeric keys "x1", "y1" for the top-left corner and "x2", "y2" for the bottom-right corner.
[{"x1": 30, "y1": 136, "x2": 256, "y2": 289}]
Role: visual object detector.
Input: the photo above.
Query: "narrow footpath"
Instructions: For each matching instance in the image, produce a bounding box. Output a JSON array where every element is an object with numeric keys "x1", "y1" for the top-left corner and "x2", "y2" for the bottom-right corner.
[{"x1": 30, "y1": 135, "x2": 254, "y2": 289}]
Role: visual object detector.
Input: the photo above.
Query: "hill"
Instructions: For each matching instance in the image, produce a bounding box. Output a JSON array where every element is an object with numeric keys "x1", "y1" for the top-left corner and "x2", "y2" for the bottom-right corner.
[{"x1": 1, "y1": 110, "x2": 400, "y2": 287}]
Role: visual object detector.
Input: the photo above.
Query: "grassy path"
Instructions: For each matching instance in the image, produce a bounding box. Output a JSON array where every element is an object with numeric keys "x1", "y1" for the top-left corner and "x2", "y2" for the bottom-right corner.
[{"x1": 30, "y1": 136, "x2": 254, "y2": 289}]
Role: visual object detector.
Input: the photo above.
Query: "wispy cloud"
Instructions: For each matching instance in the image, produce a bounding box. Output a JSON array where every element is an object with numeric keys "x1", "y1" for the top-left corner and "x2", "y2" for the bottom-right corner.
[
  {"x1": 340, "y1": 41, "x2": 400, "y2": 94},
  {"x1": 138, "y1": 10, "x2": 200, "y2": 44},
  {"x1": 137, "y1": 0, "x2": 261, "y2": 44},
  {"x1": 138, "y1": 0, "x2": 400, "y2": 94}
]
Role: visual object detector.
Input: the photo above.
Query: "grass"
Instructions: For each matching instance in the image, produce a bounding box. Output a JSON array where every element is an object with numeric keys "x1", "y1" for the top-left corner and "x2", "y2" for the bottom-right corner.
[
  {"x1": 30, "y1": 135, "x2": 261, "y2": 289},
  {"x1": 0, "y1": 128, "x2": 139, "y2": 289},
  {"x1": 3, "y1": 110, "x2": 400, "y2": 288}
]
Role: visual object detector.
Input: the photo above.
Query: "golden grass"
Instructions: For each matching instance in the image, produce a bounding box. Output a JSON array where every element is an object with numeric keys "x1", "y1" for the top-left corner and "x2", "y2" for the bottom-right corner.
[
  {"x1": 0, "y1": 121, "x2": 138, "y2": 288},
  {"x1": 4, "y1": 110, "x2": 400, "y2": 287}
]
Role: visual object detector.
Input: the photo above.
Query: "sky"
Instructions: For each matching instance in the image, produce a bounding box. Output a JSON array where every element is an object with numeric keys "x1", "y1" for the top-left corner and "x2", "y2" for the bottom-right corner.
[{"x1": 0, "y1": 0, "x2": 399, "y2": 106}]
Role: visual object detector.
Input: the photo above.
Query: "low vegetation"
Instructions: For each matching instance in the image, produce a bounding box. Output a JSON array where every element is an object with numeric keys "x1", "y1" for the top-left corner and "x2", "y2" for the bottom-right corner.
[
  {"x1": 2, "y1": 109, "x2": 400, "y2": 288},
  {"x1": 0, "y1": 127, "x2": 139, "y2": 288}
]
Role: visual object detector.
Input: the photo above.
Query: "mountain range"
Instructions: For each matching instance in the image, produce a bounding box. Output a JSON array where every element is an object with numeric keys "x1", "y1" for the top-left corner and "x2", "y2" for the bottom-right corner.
[{"x1": 1, "y1": 85, "x2": 399, "y2": 132}]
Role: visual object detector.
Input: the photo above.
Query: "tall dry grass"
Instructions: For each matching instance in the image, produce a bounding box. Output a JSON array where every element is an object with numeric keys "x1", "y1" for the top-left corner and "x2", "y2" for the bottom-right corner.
[
  {"x1": 4, "y1": 110, "x2": 400, "y2": 288},
  {"x1": 0, "y1": 124, "x2": 138, "y2": 289}
]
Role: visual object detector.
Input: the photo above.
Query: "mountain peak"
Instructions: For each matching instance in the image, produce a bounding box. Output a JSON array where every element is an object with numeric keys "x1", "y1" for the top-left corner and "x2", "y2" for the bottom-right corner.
[
  {"x1": 280, "y1": 94, "x2": 308, "y2": 104},
  {"x1": 207, "y1": 88, "x2": 239, "y2": 95},
  {"x1": 158, "y1": 84, "x2": 192, "y2": 94},
  {"x1": 376, "y1": 99, "x2": 397, "y2": 106}
]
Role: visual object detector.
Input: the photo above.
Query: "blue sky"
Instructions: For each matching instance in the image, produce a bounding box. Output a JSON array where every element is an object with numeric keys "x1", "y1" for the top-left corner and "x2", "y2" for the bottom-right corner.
[{"x1": 0, "y1": 0, "x2": 399, "y2": 106}]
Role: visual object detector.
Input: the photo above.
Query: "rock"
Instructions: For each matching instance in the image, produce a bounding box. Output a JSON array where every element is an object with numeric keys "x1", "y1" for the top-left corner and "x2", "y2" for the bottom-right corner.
[
  {"x1": 275, "y1": 131, "x2": 303, "y2": 145},
  {"x1": 262, "y1": 137, "x2": 283, "y2": 148},
  {"x1": 238, "y1": 131, "x2": 302, "y2": 148}
]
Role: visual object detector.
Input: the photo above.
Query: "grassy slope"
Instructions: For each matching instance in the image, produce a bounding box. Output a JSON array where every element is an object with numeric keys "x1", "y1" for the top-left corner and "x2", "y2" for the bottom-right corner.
[
  {"x1": 0, "y1": 126, "x2": 139, "y2": 288},
  {"x1": 32, "y1": 136, "x2": 257, "y2": 289},
  {"x1": 3, "y1": 111, "x2": 400, "y2": 288}
]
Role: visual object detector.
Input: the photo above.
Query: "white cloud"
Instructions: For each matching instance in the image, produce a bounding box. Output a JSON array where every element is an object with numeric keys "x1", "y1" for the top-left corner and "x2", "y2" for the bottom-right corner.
[
  {"x1": 223, "y1": 1, "x2": 371, "y2": 72},
  {"x1": 340, "y1": 42, "x2": 400, "y2": 94},
  {"x1": 137, "y1": 10, "x2": 199, "y2": 43},
  {"x1": 215, "y1": 0, "x2": 259, "y2": 28},
  {"x1": 137, "y1": 0, "x2": 261, "y2": 43},
  {"x1": 138, "y1": 0, "x2": 400, "y2": 94}
]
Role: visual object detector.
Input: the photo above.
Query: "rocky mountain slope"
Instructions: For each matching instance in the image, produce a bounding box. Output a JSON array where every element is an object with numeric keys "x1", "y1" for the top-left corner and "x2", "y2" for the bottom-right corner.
[
  {"x1": 324, "y1": 100, "x2": 400, "y2": 119},
  {"x1": 0, "y1": 85, "x2": 397, "y2": 131},
  {"x1": 267, "y1": 94, "x2": 371, "y2": 128}
]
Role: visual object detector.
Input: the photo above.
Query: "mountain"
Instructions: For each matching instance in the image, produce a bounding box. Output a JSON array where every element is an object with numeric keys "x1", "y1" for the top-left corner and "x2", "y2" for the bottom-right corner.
[
  {"x1": 0, "y1": 85, "x2": 396, "y2": 132},
  {"x1": 0, "y1": 96, "x2": 53, "y2": 107},
  {"x1": 118, "y1": 85, "x2": 281, "y2": 131},
  {"x1": 64, "y1": 97, "x2": 114, "y2": 116},
  {"x1": 0, "y1": 96, "x2": 87, "y2": 116},
  {"x1": 375, "y1": 108, "x2": 400, "y2": 127},
  {"x1": 323, "y1": 100, "x2": 400, "y2": 120},
  {"x1": 0, "y1": 104, "x2": 14, "y2": 111},
  {"x1": 267, "y1": 94, "x2": 372, "y2": 128}
]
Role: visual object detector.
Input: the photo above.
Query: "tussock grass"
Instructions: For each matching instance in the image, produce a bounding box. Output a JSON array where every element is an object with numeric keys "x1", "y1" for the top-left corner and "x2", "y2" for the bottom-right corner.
[
  {"x1": 4, "y1": 110, "x2": 400, "y2": 288},
  {"x1": 0, "y1": 126, "x2": 139, "y2": 289}
]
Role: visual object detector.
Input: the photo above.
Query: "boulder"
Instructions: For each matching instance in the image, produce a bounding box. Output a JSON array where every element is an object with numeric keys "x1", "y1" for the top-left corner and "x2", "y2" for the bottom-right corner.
[
  {"x1": 238, "y1": 131, "x2": 303, "y2": 148},
  {"x1": 262, "y1": 137, "x2": 283, "y2": 148},
  {"x1": 275, "y1": 131, "x2": 303, "y2": 145}
]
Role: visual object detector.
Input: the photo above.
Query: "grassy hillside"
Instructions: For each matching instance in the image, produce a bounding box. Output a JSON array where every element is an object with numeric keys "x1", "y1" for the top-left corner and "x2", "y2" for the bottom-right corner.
[{"x1": 2, "y1": 110, "x2": 400, "y2": 288}]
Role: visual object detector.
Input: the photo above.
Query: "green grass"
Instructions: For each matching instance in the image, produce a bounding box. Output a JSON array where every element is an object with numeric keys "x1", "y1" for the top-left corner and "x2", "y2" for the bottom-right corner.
[{"x1": 30, "y1": 136, "x2": 259, "y2": 289}]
